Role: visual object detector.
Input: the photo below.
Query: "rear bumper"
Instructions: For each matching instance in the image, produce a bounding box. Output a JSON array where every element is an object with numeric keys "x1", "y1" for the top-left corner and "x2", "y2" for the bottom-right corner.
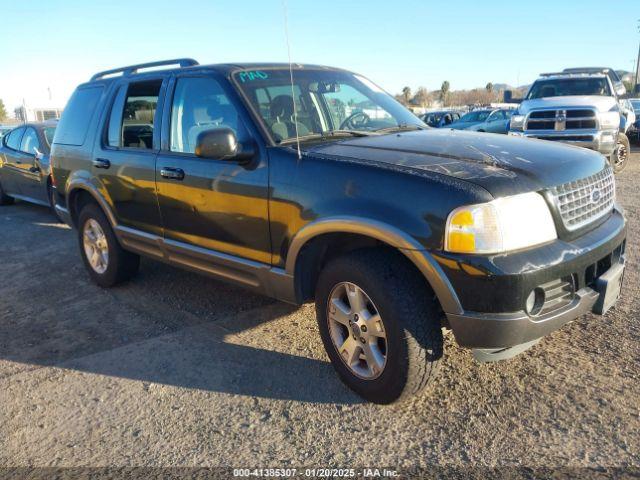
[
  {"x1": 509, "y1": 129, "x2": 617, "y2": 155},
  {"x1": 438, "y1": 208, "x2": 627, "y2": 349}
]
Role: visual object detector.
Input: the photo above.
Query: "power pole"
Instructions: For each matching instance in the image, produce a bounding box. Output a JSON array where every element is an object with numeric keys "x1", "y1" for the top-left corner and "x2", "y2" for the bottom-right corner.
[{"x1": 636, "y1": 19, "x2": 640, "y2": 92}]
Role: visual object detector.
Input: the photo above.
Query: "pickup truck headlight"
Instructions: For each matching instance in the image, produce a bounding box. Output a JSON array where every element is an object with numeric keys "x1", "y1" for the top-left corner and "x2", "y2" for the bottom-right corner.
[
  {"x1": 509, "y1": 114, "x2": 525, "y2": 131},
  {"x1": 598, "y1": 111, "x2": 620, "y2": 129},
  {"x1": 445, "y1": 192, "x2": 557, "y2": 254}
]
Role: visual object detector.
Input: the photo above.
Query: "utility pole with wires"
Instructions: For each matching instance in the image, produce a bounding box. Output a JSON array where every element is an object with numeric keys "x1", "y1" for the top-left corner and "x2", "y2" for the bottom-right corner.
[{"x1": 635, "y1": 19, "x2": 640, "y2": 93}]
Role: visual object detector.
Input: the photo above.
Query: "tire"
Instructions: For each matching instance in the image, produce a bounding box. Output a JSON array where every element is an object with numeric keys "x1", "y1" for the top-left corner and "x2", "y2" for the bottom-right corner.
[
  {"x1": 611, "y1": 133, "x2": 630, "y2": 174},
  {"x1": 77, "y1": 203, "x2": 140, "y2": 287},
  {"x1": 315, "y1": 249, "x2": 444, "y2": 404},
  {"x1": 0, "y1": 179, "x2": 15, "y2": 206},
  {"x1": 48, "y1": 181, "x2": 63, "y2": 222}
]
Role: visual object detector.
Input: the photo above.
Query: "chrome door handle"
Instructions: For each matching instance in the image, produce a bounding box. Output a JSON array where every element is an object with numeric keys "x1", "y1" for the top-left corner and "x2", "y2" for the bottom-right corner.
[
  {"x1": 93, "y1": 158, "x2": 111, "y2": 169},
  {"x1": 160, "y1": 167, "x2": 185, "y2": 180}
]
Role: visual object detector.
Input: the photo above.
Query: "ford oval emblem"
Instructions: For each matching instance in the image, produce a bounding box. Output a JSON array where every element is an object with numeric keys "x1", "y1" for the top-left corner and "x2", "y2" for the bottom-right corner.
[{"x1": 590, "y1": 188, "x2": 602, "y2": 204}]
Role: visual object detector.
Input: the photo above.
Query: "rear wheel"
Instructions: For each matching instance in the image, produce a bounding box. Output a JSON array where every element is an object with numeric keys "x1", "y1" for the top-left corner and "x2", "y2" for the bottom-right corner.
[
  {"x1": 78, "y1": 203, "x2": 140, "y2": 287},
  {"x1": 0, "y1": 179, "x2": 15, "y2": 206},
  {"x1": 611, "y1": 133, "x2": 630, "y2": 174},
  {"x1": 315, "y1": 249, "x2": 444, "y2": 404}
]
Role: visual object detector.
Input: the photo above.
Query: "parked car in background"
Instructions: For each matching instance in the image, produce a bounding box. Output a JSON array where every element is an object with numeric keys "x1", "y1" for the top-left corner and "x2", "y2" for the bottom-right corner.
[
  {"x1": 420, "y1": 110, "x2": 462, "y2": 128},
  {"x1": 0, "y1": 122, "x2": 60, "y2": 218},
  {"x1": 509, "y1": 68, "x2": 630, "y2": 173},
  {"x1": 51, "y1": 59, "x2": 627, "y2": 404},
  {"x1": 449, "y1": 108, "x2": 513, "y2": 133},
  {"x1": 0, "y1": 126, "x2": 13, "y2": 139},
  {"x1": 620, "y1": 99, "x2": 636, "y2": 135},
  {"x1": 630, "y1": 98, "x2": 640, "y2": 116}
]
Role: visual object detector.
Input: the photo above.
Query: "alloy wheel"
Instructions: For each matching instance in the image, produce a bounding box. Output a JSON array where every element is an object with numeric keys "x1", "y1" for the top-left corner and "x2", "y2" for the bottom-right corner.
[
  {"x1": 327, "y1": 282, "x2": 387, "y2": 380},
  {"x1": 614, "y1": 141, "x2": 628, "y2": 170},
  {"x1": 83, "y1": 219, "x2": 109, "y2": 274}
]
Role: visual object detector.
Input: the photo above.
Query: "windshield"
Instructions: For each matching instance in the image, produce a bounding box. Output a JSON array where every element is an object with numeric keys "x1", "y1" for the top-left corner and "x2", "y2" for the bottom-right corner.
[
  {"x1": 44, "y1": 127, "x2": 56, "y2": 146},
  {"x1": 630, "y1": 99, "x2": 640, "y2": 112},
  {"x1": 233, "y1": 68, "x2": 424, "y2": 143},
  {"x1": 458, "y1": 111, "x2": 490, "y2": 123},
  {"x1": 527, "y1": 78, "x2": 611, "y2": 99}
]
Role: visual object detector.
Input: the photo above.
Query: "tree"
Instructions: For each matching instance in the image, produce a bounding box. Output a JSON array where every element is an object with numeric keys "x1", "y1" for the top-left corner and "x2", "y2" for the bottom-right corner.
[
  {"x1": 401, "y1": 86, "x2": 412, "y2": 105},
  {"x1": 0, "y1": 99, "x2": 6, "y2": 122},
  {"x1": 439, "y1": 81, "x2": 450, "y2": 106},
  {"x1": 412, "y1": 87, "x2": 430, "y2": 107},
  {"x1": 485, "y1": 82, "x2": 493, "y2": 93}
]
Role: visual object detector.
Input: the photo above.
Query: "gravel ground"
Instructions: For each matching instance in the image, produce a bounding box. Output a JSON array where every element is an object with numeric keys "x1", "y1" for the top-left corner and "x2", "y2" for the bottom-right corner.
[{"x1": 0, "y1": 150, "x2": 638, "y2": 476}]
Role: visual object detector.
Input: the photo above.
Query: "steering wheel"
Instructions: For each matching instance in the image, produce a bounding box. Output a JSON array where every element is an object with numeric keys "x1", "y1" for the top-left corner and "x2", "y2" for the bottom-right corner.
[{"x1": 340, "y1": 111, "x2": 370, "y2": 130}]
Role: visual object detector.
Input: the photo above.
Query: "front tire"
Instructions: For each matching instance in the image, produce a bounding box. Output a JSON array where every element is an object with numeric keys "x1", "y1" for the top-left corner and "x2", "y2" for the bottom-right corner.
[
  {"x1": 611, "y1": 133, "x2": 630, "y2": 174},
  {"x1": 78, "y1": 203, "x2": 140, "y2": 287},
  {"x1": 315, "y1": 249, "x2": 444, "y2": 404}
]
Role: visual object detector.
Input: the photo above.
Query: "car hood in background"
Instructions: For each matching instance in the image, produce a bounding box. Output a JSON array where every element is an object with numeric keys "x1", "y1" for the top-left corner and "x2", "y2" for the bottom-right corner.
[
  {"x1": 304, "y1": 129, "x2": 605, "y2": 198},
  {"x1": 518, "y1": 95, "x2": 617, "y2": 114},
  {"x1": 448, "y1": 121, "x2": 479, "y2": 130}
]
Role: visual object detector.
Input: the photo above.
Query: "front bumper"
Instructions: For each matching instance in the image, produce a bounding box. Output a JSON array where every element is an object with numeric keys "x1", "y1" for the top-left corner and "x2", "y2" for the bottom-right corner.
[
  {"x1": 509, "y1": 129, "x2": 617, "y2": 156},
  {"x1": 438, "y1": 207, "x2": 627, "y2": 349}
]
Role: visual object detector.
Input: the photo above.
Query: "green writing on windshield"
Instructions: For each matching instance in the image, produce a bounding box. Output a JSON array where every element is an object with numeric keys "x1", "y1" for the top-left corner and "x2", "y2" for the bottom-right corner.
[{"x1": 238, "y1": 71, "x2": 269, "y2": 83}]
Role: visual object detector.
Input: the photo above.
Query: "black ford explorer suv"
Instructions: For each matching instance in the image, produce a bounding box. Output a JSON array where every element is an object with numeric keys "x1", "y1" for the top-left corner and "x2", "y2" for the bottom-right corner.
[{"x1": 51, "y1": 59, "x2": 627, "y2": 404}]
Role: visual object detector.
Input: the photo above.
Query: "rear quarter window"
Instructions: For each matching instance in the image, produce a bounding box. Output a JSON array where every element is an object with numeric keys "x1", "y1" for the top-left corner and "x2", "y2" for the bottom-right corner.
[{"x1": 54, "y1": 86, "x2": 104, "y2": 146}]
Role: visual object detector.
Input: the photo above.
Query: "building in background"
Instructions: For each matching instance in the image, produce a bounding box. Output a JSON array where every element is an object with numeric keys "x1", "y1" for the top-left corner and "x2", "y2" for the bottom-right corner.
[{"x1": 14, "y1": 106, "x2": 63, "y2": 123}]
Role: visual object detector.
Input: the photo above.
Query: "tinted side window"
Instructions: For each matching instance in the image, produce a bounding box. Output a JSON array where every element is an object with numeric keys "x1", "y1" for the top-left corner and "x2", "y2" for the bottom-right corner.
[
  {"x1": 20, "y1": 128, "x2": 40, "y2": 154},
  {"x1": 107, "y1": 85, "x2": 127, "y2": 147},
  {"x1": 5, "y1": 128, "x2": 25, "y2": 150},
  {"x1": 170, "y1": 77, "x2": 241, "y2": 154},
  {"x1": 113, "y1": 80, "x2": 161, "y2": 149},
  {"x1": 55, "y1": 86, "x2": 103, "y2": 146}
]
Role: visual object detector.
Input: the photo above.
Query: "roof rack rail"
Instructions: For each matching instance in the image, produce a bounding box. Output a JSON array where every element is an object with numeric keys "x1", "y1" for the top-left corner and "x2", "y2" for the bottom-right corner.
[
  {"x1": 539, "y1": 72, "x2": 568, "y2": 77},
  {"x1": 90, "y1": 58, "x2": 199, "y2": 81},
  {"x1": 563, "y1": 67, "x2": 610, "y2": 74}
]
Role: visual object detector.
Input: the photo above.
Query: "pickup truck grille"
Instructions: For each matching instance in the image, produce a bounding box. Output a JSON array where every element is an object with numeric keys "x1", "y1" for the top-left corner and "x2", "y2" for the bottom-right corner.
[
  {"x1": 549, "y1": 166, "x2": 615, "y2": 231},
  {"x1": 526, "y1": 109, "x2": 597, "y2": 131}
]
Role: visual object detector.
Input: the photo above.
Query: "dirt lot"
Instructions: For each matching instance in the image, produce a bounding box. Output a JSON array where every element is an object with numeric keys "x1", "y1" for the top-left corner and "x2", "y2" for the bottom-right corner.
[{"x1": 0, "y1": 151, "x2": 638, "y2": 475}]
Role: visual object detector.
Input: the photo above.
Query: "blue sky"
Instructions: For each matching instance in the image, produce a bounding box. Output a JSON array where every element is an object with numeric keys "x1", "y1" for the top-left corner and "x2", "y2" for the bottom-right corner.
[{"x1": 1, "y1": 0, "x2": 638, "y2": 112}]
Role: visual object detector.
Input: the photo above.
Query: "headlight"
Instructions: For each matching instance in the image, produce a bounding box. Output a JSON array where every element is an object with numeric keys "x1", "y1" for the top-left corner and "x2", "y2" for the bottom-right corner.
[
  {"x1": 598, "y1": 111, "x2": 620, "y2": 129},
  {"x1": 509, "y1": 114, "x2": 525, "y2": 131},
  {"x1": 445, "y1": 192, "x2": 557, "y2": 254}
]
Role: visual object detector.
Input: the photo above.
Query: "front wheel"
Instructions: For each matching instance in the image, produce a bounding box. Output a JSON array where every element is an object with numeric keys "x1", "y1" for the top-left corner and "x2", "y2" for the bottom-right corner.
[
  {"x1": 611, "y1": 133, "x2": 630, "y2": 174},
  {"x1": 78, "y1": 203, "x2": 140, "y2": 287},
  {"x1": 315, "y1": 249, "x2": 444, "y2": 404}
]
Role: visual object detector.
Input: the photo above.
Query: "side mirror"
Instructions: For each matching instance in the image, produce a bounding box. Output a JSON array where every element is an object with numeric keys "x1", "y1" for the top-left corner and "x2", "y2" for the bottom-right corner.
[
  {"x1": 614, "y1": 82, "x2": 626, "y2": 97},
  {"x1": 195, "y1": 128, "x2": 255, "y2": 162},
  {"x1": 504, "y1": 90, "x2": 522, "y2": 104},
  {"x1": 34, "y1": 147, "x2": 44, "y2": 161}
]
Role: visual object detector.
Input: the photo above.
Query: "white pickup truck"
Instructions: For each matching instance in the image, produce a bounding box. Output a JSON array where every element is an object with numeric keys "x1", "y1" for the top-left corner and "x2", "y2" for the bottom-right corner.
[{"x1": 509, "y1": 68, "x2": 630, "y2": 173}]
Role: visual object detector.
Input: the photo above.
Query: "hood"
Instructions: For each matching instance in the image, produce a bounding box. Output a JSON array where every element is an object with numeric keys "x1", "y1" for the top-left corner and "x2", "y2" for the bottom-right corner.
[
  {"x1": 519, "y1": 95, "x2": 616, "y2": 114},
  {"x1": 303, "y1": 129, "x2": 606, "y2": 198},
  {"x1": 449, "y1": 121, "x2": 477, "y2": 130}
]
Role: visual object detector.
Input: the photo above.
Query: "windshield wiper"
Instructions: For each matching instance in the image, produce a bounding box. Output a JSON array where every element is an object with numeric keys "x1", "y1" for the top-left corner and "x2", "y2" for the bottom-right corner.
[
  {"x1": 279, "y1": 130, "x2": 373, "y2": 145},
  {"x1": 373, "y1": 124, "x2": 425, "y2": 134}
]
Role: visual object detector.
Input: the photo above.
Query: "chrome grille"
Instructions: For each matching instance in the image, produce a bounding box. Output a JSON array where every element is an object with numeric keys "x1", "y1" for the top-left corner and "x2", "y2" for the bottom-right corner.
[
  {"x1": 525, "y1": 108, "x2": 597, "y2": 131},
  {"x1": 549, "y1": 166, "x2": 615, "y2": 231}
]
